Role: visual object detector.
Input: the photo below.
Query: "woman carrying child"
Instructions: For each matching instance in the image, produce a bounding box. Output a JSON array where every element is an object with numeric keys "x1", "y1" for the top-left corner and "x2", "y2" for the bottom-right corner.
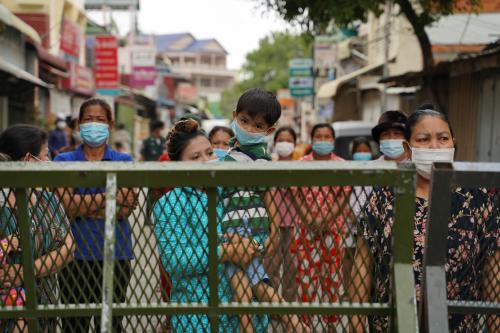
[{"x1": 153, "y1": 119, "x2": 267, "y2": 332}]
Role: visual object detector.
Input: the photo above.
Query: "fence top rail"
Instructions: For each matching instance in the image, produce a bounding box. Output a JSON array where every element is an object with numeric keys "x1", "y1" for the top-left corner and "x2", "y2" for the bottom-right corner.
[
  {"x1": 432, "y1": 162, "x2": 500, "y2": 188},
  {"x1": 0, "y1": 161, "x2": 416, "y2": 187},
  {"x1": 0, "y1": 160, "x2": 403, "y2": 172},
  {"x1": 451, "y1": 162, "x2": 500, "y2": 173}
]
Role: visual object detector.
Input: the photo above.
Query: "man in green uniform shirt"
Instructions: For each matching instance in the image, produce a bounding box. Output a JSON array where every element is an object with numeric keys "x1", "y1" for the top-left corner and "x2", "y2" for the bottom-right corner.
[{"x1": 141, "y1": 120, "x2": 166, "y2": 161}]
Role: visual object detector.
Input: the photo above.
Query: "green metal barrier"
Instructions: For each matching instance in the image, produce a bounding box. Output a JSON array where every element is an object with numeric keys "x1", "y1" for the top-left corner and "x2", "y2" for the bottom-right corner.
[
  {"x1": 0, "y1": 161, "x2": 418, "y2": 333},
  {"x1": 424, "y1": 162, "x2": 500, "y2": 333}
]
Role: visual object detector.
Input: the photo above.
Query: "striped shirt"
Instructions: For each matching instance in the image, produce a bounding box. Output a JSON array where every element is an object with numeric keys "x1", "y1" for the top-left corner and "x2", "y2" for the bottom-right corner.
[{"x1": 221, "y1": 141, "x2": 271, "y2": 243}]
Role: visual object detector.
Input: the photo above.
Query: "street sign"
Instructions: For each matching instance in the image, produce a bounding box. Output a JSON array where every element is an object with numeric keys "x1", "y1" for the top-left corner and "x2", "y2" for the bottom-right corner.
[
  {"x1": 289, "y1": 58, "x2": 314, "y2": 97},
  {"x1": 289, "y1": 77, "x2": 314, "y2": 89},
  {"x1": 290, "y1": 88, "x2": 314, "y2": 97},
  {"x1": 288, "y1": 68, "x2": 312, "y2": 77},
  {"x1": 289, "y1": 58, "x2": 313, "y2": 69}
]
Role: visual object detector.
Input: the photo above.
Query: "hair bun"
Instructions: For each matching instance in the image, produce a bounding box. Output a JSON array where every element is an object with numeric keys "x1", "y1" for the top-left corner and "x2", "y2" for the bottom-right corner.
[
  {"x1": 166, "y1": 119, "x2": 200, "y2": 146},
  {"x1": 166, "y1": 118, "x2": 205, "y2": 161},
  {"x1": 174, "y1": 118, "x2": 199, "y2": 133}
]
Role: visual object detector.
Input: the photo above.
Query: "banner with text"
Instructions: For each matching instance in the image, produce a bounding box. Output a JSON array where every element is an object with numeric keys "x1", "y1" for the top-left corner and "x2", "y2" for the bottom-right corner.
[
  {"x1": 131, "y1": 48, "x2": 157, "y2": 88},
  {"x1": 95, "y1": 35, "x2": 119, "y2": 95}
]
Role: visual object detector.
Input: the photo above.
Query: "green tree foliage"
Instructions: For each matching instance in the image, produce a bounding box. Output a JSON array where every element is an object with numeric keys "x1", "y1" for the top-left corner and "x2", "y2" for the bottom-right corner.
[
  {"x1": 257, "y1": 0, "x2": 482, "y2": 70},
  {"x1": 220, "y1": 32, "x2": 311, "y2": 119}
]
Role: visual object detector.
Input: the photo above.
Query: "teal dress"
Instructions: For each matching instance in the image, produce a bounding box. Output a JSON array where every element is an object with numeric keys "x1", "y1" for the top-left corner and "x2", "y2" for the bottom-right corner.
[{"x1": 153, "y1": 187, "x2": 268, "y2": 333}]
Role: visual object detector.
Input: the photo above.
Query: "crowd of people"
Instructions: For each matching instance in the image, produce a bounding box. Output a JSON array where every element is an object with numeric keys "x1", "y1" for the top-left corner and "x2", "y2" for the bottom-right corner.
[{"x1": 0, "y1": 88, "x2": 497, "y2": 333}]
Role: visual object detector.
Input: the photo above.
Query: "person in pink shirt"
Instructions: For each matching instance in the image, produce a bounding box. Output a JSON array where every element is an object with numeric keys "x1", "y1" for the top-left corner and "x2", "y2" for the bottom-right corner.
[
  {"x1": 291, "y1": 123, "x2": 352, "y2": 330},
  {"x1": 264, "y1": 127, "x2": 299, "y2": 302}
]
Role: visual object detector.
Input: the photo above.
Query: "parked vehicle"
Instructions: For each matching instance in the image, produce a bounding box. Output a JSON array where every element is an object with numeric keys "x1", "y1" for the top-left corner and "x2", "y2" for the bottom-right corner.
[{"x1": 332, "y1": 120, "x2": 379, "y2": 159}]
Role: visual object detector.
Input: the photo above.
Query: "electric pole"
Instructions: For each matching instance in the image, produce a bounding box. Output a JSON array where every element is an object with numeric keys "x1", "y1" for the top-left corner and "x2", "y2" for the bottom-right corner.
[{"x1": 382, "y1": 1, "x2": 392, "y2": 111}]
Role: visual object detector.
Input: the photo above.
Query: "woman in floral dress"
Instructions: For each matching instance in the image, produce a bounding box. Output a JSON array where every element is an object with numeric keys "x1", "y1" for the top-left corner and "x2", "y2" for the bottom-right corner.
[
  {"x1": 291, "y1": 123, "x2": 352, "y2": 330},
  {"x1": 349, "y1": 109, "x2": 499, "y2": 332}
]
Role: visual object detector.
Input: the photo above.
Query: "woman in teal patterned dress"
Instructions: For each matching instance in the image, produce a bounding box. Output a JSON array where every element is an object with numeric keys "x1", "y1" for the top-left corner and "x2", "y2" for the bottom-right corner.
[
  {"x1": 153, "y1": 119, "x2": 268, "y2": 332},
  {"x1": 0, "y1": 125, "x2": 74, "y2": 332}
]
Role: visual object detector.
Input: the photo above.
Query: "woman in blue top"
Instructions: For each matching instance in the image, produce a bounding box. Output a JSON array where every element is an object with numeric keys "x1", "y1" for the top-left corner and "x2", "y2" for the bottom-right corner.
[{"x1": 153, "y1": 119, "x2": 268, "y2": 333}]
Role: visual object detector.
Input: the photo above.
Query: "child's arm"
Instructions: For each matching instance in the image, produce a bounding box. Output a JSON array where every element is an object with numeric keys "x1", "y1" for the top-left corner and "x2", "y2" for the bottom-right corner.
[{"x1": 263, "y1": 189, "x2": 279, "y2": 255}]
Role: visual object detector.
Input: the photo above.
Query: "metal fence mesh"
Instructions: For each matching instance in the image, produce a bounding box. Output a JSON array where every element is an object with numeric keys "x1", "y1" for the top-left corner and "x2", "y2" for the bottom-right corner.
[
  {"x1": 0, "y1": 164, "x2": 419, "y2": 333},
  {"x1": 442, "y1": 187, "x2": 500, "y2": 333}
]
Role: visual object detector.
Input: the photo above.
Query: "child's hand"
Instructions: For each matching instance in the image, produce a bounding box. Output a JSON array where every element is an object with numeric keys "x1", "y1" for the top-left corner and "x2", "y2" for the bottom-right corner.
[{"x1": 221, "y1": 233, "x2": 258, "y2": 267}]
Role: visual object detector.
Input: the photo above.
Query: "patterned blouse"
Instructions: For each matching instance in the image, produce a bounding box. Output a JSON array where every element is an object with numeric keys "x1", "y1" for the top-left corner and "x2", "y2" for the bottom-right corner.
[
  {"x1": 0, "y1": 190, "x2": 70, "y2": 301},
  {"x1": 360, "y1": 187, "x2": 499, "y2": 333},
  {"x1": 0, "y1": 189, "x2": 71, "y2": 332}
]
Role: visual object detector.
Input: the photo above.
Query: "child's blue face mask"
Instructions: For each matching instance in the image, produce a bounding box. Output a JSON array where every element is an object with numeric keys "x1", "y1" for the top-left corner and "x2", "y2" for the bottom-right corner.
[
  {"x1": 231, "y1": 120, "x2": 268, "y2": 145},
  {"x1": 353, "y1": 152, "x2": 372, "y2": 161},
  {"x1": 213, "y1": 148, "x2": 228, "y2": 159},
  {"x1": 79, "y1": 122, "x2": 109, "y2": 148}
]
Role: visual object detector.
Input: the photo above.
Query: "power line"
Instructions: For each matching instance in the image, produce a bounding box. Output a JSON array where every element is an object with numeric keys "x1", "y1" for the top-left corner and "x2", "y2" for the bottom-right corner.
[{"x1": 458, "y1": 14, "x2": 471, "y2": 44}]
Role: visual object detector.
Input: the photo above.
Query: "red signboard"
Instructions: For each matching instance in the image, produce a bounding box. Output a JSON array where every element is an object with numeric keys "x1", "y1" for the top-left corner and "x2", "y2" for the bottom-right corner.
[
  {"x1": 60, "y1": 17, "x2": 81, "y2": 59},
  {"x1": 62, "y1": 62, "x2": 95, "y2": 96},
  {"x1": 175, "y1": 83, "x2": 198, "y2": 104},
  {"x1": 94, "y1": 35, "x2": 119, "y2": 93}
]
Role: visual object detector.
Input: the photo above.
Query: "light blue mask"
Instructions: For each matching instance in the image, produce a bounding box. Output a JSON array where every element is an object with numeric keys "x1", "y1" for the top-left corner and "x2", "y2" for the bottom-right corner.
[
  {"x1": 312, "y1": 141, "x2": 334, "y2": 156},
  {"x1": 353, "y1": 152, "x2": 372, "y2": 161},
  {"x1": 213, "y1": 148, "x2": 228, "y2": 159},
  {"x1": 79, "y1": 122, "x2": 109, "y2": 148},
  {"x1": 231, "y1": 120, "x2": 267, "y2": 145},
  {"x1": 379, "y1": 139, "x2": 405, "y2": 159}
]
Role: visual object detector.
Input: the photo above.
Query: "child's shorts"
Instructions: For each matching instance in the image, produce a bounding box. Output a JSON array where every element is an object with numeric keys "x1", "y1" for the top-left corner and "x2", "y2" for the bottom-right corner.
[{"x1": 225, "y1": 257, "x2": 269, "y2": 287}]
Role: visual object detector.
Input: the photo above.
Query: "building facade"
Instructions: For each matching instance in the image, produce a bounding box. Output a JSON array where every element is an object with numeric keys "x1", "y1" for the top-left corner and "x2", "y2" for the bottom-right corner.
[
  {"x1": 155, "y1": 33, "x2": 236, "y2": 116},
  {"x1": 316, "y1": 1, "x2": 500, "y2": 123}
]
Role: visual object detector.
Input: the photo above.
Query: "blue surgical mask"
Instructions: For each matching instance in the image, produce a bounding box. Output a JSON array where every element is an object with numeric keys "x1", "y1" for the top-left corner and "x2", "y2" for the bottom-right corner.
[
  {"x1": 79, "y1": 122, "x2": 109, "y2": 148},
  {"x1": 213, "y1": 148, "x2": 228, "y2": 159},
  {"x1": 353, "y1": 152, "x2": 372, "y2": 161},
  {"x1": 231, "y1": 120, "x2": 267, "y2": 145},
  {"x1": 312, "y1": 141, "x2": 334, "y2": 156},
  {"x1": 380, "y1": 139, "x2": 405, "y2": 159}
]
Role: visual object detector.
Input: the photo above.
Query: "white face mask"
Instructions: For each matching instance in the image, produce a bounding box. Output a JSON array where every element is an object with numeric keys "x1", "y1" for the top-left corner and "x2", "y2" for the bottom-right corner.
[
  {"x1": 274, "y1": 142, "x2": 295, "y2": 157},
  {"x1": 411, "y1": 147, "x2": 455, "y2": 179}
]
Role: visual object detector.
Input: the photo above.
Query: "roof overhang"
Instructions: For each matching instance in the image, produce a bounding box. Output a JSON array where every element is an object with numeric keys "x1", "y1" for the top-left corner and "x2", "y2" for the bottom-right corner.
[
  {"x1": 0, "y1": 4, "x2": 41, "y2": 44},
  {"x1": 0, "y1": 57, "x2": 52, "y2": 88},
  {"x1": 317, "y1": 61, "x2": 385, "y2": 99},
  {"x1": 35, "y1": 44, "x2": 68, "y2": 72}
]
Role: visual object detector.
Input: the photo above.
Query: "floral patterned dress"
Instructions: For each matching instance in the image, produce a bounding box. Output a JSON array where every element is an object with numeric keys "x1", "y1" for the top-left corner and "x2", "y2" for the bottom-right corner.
[
  {"x1": 290, "y1": 153, "x2": 352, "y2": 325},
  {"x1": 360, "y1": 187, "x2": 499, "y2": 333}
]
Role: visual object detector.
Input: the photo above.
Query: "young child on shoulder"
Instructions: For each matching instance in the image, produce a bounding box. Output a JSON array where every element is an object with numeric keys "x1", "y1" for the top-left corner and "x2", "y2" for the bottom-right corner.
[{"x1": 221, "y1": 88, "x2": 308, "y2": 333}]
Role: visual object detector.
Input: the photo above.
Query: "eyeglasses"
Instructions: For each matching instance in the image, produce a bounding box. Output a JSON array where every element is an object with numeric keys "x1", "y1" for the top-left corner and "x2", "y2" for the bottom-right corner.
[{"x1": 29, "y1": 153, "x2": 50, "y2": 162}]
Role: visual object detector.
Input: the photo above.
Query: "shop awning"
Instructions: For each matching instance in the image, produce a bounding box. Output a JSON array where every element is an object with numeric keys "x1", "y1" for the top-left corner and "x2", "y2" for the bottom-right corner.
[
  {"x1": 317, "y1": 61, "x2": 385, "y2": 99},
  {"x1": 0, "y1": 4, "x2": 41, "y2": 44},
  {"x1": 0, "y1": 58, "x2": 52, "y2": 88},
  {"x1": 35, "y1": 44, "x2": 68, "y2": 72}
]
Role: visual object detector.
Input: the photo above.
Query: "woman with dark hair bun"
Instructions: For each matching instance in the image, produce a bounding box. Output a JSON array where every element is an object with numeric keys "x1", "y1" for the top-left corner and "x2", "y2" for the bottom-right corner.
[
  {"x1": 154, "y1": 119, "x2": 268, "y2": 332},
  {"x1": 166, "y1": 119, "x2": 213, "y2": 161},
  {"x1": 0, "y1": 124, "x2": 74, "y2": 332}
]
